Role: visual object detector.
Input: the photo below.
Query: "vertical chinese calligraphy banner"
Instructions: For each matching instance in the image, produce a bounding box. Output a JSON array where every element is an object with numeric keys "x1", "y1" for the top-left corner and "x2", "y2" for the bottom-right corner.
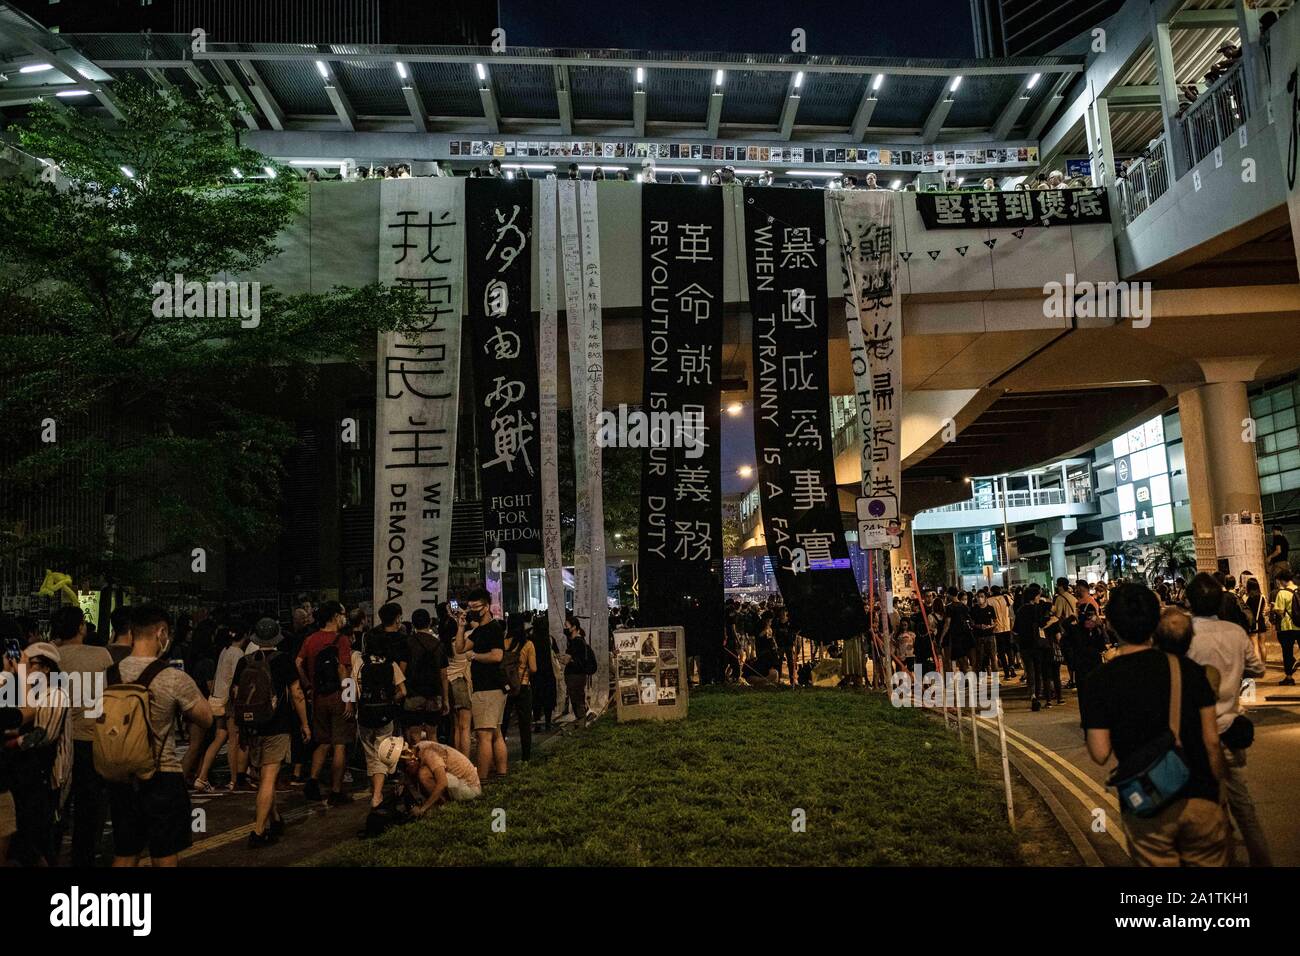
[
  {"x1": 638, "y1": 183, "x2": 724, "y2": 660},
  {"x1": 837, "y1": 190, "x2": 902, "y2": 550},
  {"x1": 557, "y1": 182, "x2": 589, "y2": 635},
  {"x1": 374, "y1": 177, "x2": 465, "y2": 611},
  {"x1": 742, "y1": 187, "x2": 859, "y2": 644},
  {"x1": 536, "y1": 179, "x2": 566, "y2": 654},
  {"x1": 578, "y1": 180, "x2": 609, "y2": 707},
  {"x1": 465, "y1": 179, "x2": 543, "y2": 555}
]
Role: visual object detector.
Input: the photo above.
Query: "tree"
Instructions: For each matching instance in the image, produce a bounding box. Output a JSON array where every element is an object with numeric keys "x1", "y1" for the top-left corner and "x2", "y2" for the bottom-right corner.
[
  {"x1": 1144, "y1": 534, "x2": 1196, "y2": 585},
  {"x1": 1102, "y1": 541, "x2": 1143, "y2": 581},
  {"x1": 0, "y1": 82, "x2": 421, "y2": 583}
]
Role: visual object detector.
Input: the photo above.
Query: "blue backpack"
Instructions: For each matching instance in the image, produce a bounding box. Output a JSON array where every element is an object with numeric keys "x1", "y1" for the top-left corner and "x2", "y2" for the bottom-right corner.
[{"x1": 1108, "y1": 654, "x2": 1191, "y2": 817}]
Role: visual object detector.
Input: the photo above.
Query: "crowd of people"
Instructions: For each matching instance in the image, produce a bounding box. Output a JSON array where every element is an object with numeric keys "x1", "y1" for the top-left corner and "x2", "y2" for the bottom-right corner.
[{"x1": 0, "y1": 585, "x2": 610, "y2": 865}]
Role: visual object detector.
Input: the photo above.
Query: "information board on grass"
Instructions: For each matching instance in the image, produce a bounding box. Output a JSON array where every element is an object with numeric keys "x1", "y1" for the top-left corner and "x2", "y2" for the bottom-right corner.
[{"x1": 613, "y1": 627, "x2": 688, "y2": 722}]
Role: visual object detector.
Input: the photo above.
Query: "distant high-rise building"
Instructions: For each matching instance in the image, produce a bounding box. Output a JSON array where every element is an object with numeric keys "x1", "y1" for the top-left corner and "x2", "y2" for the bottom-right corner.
[
  {"x1": 6, "y1": 0, "x2": 498, "y2": 45},
  {"x1": 970, "y1": 0, "x2": 1126, "y2": 57}
]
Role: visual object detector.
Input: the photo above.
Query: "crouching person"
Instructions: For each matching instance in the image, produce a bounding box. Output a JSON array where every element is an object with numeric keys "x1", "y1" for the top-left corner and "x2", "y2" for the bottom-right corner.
[{"x1": 396, "y1": 733, "x2": 481, "y2": 817}]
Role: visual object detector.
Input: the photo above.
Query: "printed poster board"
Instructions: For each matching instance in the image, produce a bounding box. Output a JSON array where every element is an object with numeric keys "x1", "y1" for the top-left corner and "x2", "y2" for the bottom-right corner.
[{"x1": 613, "y1": 626, "x2": 688, "y2": 722}]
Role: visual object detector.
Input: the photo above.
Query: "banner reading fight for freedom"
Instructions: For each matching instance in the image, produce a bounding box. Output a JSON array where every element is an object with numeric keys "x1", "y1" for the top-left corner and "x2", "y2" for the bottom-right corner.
[
  {"x1": 374, "y1": 177, "x2": 465, "y2": 610},
  {"x1": 916, "y1": 187, "x2": 1110, "y2": 229},
  {"x1": 466, "y1": 179, "x2": 542, "y2": 555},
  {"x1": 837, "y1": 189, "x2": 903, "y2": 550},
  {"x1": 637, "y1": 183, "x2": 725, "y2": 655},
  {"x1": 743, "y1": 187, "x2": 860, "y2": 643}
]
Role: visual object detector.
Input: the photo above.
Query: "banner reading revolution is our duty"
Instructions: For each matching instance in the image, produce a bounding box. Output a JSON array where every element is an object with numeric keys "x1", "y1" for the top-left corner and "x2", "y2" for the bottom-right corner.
[
  {"x1": 374, "y1": 177, "x2": 465, "y2": 610},
  {"x1": 743, "y1": 187, "x2": 860, "y2": 644},
  {"x1": 466, "y1": 178, "x2": 543, "y2": 555},
  {"x1": 637, "y1": 182, "x2": 725, "y2": 660}
]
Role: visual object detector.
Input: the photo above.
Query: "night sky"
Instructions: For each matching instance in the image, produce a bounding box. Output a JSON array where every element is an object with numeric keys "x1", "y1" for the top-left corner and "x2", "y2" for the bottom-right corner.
[{"x1": 499, "y1": 0, "x2": 977, "y2": 59}]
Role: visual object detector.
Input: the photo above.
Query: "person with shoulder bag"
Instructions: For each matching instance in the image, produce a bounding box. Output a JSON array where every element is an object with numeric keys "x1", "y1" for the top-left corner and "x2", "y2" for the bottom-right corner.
[{"x1": 1080, "y1": 583, "x2": 1229, "y2": 866}]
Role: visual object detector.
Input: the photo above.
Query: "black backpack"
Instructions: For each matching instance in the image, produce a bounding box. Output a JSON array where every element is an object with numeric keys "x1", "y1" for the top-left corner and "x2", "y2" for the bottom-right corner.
[
  {"x1": 313, "y1": 639, "x2": 343, "y2": 696},
  {"x1": 407, "y1": 632, "x2": 443, "y2": 697},
  {"x1": 502, "y1": 640, "x2": 525, "y2": 696},
  {"x1": 580, "y1": 640, "x2": 598, "y2": 675},
  {"x1": 234, "y1": 651, "x2": 280, "y2": 734},
  {"x1": 358, "y1": 654, "x2": 397, "y2": 728}
]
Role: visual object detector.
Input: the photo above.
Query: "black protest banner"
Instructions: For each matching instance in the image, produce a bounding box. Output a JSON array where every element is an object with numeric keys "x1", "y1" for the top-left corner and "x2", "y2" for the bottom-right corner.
[
  {"x1": 916, "y1": 187, "x2": 1110, "y2": 228},
  {"x1": 743, "y1": 188, "x2": 861, "y2": 644},
  {"x1": 466, "y1": 178, "x2": 542, "y2": 555},
  {"x1": 637, "y1": 183, "x2": 724, "y2": 656}
]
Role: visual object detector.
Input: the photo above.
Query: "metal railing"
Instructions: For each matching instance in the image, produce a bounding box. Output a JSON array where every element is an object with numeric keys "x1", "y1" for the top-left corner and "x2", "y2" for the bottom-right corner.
[
  {"x1": 1179, "y1": 60, "x2": 1250, "y2": 168},
  {"x1": 1115, "y1": 134, "x2": 1171, "y2": 225},
  {"x1": 930, "y1": 487, "x2": 1083, "y2": 514}
]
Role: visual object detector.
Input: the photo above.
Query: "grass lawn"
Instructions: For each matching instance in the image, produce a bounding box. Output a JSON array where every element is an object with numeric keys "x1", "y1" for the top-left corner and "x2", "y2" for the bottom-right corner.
[{"x1": 312, "y1": 686, "x2": 1021, "y2": 866}]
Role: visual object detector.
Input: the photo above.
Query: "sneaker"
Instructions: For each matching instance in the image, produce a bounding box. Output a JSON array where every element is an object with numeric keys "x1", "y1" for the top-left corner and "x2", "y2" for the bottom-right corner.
[
  {"x1": 1282, "y1": 677, "x2": 1296, "y2": 686},
  {"x1": 192, "y1": 779, "x2": 215, "y2": 794},
  {"x1": 327, "y1": 791, "x2": 354, "y2": 807},
  {"x1": 303, "y1": 779, "x2": 323, "y2": 802},
  {"x1": 248, "y1": 830, "x2": 277, "y2": 850},
  {"x1": 268, "y1": 816, "x2": 286, "y2": 839}
]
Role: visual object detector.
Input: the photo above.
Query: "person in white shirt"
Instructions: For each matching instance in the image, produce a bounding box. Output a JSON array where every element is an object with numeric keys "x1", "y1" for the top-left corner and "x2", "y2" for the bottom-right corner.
[
  {"x1": 193, "y1": 621, "x2": 251, "y2": 793},
  {"x1": 989, "y1": 585, "x2": 1016, "y2": 679},
  {"x1": 1186, "y1": 573, "x2": 1270, "y2": 866}
]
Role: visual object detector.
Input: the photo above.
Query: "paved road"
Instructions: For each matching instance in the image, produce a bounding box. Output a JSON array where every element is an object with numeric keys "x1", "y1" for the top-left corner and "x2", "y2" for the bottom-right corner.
[{"x1": 969, "y1": 662, "x2": 1300, "y2": 867}]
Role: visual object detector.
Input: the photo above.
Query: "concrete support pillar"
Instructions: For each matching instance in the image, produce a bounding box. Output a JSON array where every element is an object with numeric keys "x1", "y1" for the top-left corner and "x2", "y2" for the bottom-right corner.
[
  {"x1": 1150, "y1": 8, "x2": 1189, "y2": 179},
  {"x1": 1050, "y1": 533, "x2": 1069, "y2": 581},
  {"x1": 1235, "y1": 0, "x2": 1262, "y2": 110},
  {"x1": 1177, "y1": 363, "x2": 1267, "y2": 578},
  {"x1": 889, "y1": 515, "x2": 918, "y2": 598},
  {"x1": 945, "y1": 533, "x2": 959, "y2": 588}
]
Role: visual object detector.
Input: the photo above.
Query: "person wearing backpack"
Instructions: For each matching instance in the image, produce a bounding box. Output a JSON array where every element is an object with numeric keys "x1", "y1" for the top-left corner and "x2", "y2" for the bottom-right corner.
[
  {"x1": 1271, "y1": 569, "x2": 1300, "y2": 686},
  {"x1": 352, "y1": 618, "x2": 407, "y2": 810},
  {"x1": 231, "y1": 618, "x2": 309, "y2": 849},
  {"x1": 454, "y1": 588, "x2": 508, "y2": 782},
  {"x1": 1079, "y1": 583, "x2": 1228, "y2": 866},
  {"x1": 100, "y1": 605, "x2": 211, "y2": 867},
  {"x1": 500, "y1": 617, "x2": 537, "y2": 761},
  {"x1": 294, "y1": 601, "x2": 354, "y2": 805},
  {"x1": 403, "y1": 608, "x2": 449, "y2": 744}
]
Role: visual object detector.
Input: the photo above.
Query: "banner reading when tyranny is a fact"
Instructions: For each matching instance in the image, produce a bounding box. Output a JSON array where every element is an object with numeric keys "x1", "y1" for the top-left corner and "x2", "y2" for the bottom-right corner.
[
  {"x1": 374, "y1": 177, "x2": 465, "y2": 611},
  {"x1": 466, "y1": 178, "x2": 542, "y2": 556},
  {"x1": 637, "y1": 183, "x2": 725, "y2": 658},
  {"x1": 743, "y1": 187, "x2": 859, "y2": 644},
  {"x1": 836, "y1": 189, "x2": 902, "y2": 550}
]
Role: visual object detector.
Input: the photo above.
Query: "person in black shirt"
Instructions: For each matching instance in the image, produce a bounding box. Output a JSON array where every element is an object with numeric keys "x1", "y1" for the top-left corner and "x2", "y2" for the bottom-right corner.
[
  {"x1": 970, "y1": 592, "x2": 996, "y2": 674},
  {"x1": 454, "y1": 588, "x2": 507, "y2": 782},
  {"x1": 529, "y1": 612, "x2": 558, "y2": 732},
  {"x1": 1013, "y1": 584, "x2": 1055, "y2": 710},
  {"x1": 404, "y1": 608, "x2": 449, "y2": 743},
  {"x1": 561, "y1": 622, "x2": 591, "y2": 721},
  {"x1": 940, "y1": 590, "x2": 974, "y2": 672},
  {"x1": 1079, "y1": 583, "x2": 1228, "y2": 866},
  {"x1": 232, "y1": 618, "x2": 309, "y2": 848},
  {"x1": 1268, "y1": 526, "x2": 1290, "y2": 585}
]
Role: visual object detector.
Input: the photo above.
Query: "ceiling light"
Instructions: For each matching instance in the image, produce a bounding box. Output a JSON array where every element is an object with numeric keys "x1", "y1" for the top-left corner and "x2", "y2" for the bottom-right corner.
[
  {"x1": 872, "y1": 73, "x2": 884, "y2": 91},
  {"x1": 396, "y1": 62, "x2": 408, "y2": 80},
  {"x1": 714, "y1": 69, "x2": 724, "y2": 87},
  {"x1": 792, "y1": 170, "x2": 845, "y2": 178},
  {"x1": 737, "y1": 465, "x2": 753, "y2": 479},
  {"x1": 1027, "y1": 72, "x2": 1041, "y2": 90},
  {"x1": 950, "y1": 75, "x2": 963, "y2": 92},
  {"x1": 636, "y1": 67, "x2": 644, "y2": 84},
  {"x1": 55, "y1": 89, "x2": 92, "y2": 97},
  {"x1": 793, "y1": 71, "x2": 804, "y2": 89},
  {"x1": 476, "y1": 62, "x2": 487, "y2": 81},
  {"x1": 19, "y1": 63, "x2": 52, "y2": 74},
  {"x1": 504, "y1": 163, "x2": 556, "y2": 171},
  {"x1": 730, "y1": 168, "x2": 768, "y2": 176},
  {"x1": 315, "y1": 60, "x2": 329, "y2": 79}
]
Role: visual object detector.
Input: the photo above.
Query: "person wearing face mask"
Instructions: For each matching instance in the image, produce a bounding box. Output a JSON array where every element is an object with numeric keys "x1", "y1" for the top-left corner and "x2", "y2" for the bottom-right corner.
[
  {"x1": 970, "y1": 591, "x2": 997, "y2": 675},
  {"x1": 105, "y1": 604, "x2": 212, "y2": 867},
  {"x1": 453, "y1": 588, "x2": 508, "y2": 782}
]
